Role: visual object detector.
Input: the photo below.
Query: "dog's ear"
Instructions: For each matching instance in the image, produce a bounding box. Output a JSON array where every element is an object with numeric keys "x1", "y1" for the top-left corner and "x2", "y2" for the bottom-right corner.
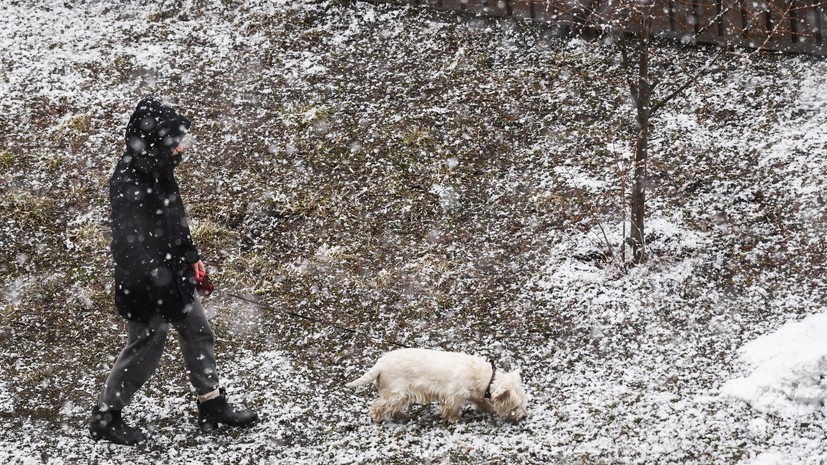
[{"x1": 492, "y1": 386, "x2": 511, "y2": 403}]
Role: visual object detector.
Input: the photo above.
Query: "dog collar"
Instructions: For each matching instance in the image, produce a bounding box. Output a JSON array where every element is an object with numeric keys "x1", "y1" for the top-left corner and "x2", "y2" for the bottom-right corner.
[{"x1": 484, "y1": 360, "x2": 496, "y2": 399}]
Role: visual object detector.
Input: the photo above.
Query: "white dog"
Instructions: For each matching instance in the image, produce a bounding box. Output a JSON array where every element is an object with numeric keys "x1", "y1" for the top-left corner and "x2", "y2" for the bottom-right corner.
[{"x1": 346, "y1": 348, "x2": 527, "y2": 423}]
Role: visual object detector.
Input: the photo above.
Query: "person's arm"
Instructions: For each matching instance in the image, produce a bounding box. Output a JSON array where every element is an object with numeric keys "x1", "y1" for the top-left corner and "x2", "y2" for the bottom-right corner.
[{"x1": 179, "y1": 212, "x2": 202, "y2": 267}]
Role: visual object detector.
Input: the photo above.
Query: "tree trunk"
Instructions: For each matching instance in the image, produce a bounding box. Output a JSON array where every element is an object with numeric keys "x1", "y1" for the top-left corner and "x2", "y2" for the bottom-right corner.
[
  {"x1": 630, "y1": 20, "x2": 652, "y2": 265},
  {"x1": 630, "y1": 116, "x2": 649, "y2": 264}
]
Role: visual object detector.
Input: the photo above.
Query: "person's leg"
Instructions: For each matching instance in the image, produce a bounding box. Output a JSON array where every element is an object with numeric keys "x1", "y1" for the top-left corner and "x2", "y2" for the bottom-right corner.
[
  {"x1": 172, "y1": 297, "x2": 219, "y2": 396},
  {"x1": 173, "y1": 297, "x2": 258, "y2": 431},
  {"x1": 91, "y1": 314, "x2": 169, "y2": 444},
  {"x1": 99, "y1": 315, "x2": 169, "y2": 411}
]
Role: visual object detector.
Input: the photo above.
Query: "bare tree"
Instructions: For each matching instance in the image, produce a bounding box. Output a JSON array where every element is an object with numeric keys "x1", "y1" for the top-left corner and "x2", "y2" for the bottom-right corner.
[
  {"x1": 612, "y1": 5, "x2": 729, "y2": 264},
  {"x1": 358, "y1": 0, "x2": 823, "y2": 263},
  {"x1": 583, "y1": 0, "x2": 811, "y2": 264}
]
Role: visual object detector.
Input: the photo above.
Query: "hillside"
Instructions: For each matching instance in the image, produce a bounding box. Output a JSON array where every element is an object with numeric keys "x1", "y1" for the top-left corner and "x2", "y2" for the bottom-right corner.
[{"x1": 1, "y1": 1, "x2": 826, "y2": 464}]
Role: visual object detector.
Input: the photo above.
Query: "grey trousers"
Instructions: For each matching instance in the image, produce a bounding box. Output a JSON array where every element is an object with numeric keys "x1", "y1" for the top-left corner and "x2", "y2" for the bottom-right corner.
[{"x1": 98, "y1": 297, "x2": 220, "y2": 411}]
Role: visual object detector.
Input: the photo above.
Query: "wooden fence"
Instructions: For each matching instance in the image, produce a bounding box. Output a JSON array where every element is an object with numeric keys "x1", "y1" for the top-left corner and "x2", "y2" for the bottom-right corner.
[{"x1": 374, "y1": 0, "x2": 827, "y2": 55}]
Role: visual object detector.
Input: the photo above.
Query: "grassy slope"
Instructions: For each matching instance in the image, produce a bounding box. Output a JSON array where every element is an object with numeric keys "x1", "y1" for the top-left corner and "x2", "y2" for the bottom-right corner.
[{"x1": 1, "y1": 1, "x2": 826, "y2": 463}]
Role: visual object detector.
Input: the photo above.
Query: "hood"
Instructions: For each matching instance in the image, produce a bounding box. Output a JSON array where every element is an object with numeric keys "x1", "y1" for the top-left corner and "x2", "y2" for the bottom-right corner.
[{"x1": 122, "y1": 97, "x2": 191, "y2": 173}]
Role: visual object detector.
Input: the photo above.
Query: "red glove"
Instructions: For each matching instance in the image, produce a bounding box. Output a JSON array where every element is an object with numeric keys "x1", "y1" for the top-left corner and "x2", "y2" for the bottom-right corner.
[{"x1": 195, "y1": 273, "x2": 214, "y2": 297}]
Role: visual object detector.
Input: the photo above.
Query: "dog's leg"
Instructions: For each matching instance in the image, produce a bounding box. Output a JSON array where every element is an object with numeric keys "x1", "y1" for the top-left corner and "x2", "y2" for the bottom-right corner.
[
  {"x1": 369, "y1": 390, "x2": 404, "y2": 422},
  {"x1": 382, "y1": 392, "x2": 413, "y2": 421},
  {"x1": 370, "y1": 391, "x2": 414, "y2": 422},
  {"x1": 439, "y1": 396, "x2": 463, "y2": 423},
  {"x1": 472, "y1": 399, "x2": 493, "y2": 414},
  {"x1": 369, "y1": 397, "x2": 390, "y2": 423},
  {"x1": 386, "y1": 393, "x2": 413, "y2": 421}
]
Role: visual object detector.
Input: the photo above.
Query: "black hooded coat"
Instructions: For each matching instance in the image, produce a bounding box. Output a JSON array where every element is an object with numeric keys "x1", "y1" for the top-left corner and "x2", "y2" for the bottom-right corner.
[{"x1": 110, "y1": 98, "x2": 200, "y2": 322}]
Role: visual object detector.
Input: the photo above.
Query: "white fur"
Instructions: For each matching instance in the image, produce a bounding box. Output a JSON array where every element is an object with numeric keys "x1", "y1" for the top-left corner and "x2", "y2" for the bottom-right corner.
[{"x1": 347, "y1": 348, "x2": 527, "y2": 423}]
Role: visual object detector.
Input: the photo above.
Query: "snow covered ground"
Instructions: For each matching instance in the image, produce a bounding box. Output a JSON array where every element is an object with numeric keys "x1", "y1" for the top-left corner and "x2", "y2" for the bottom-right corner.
[
  {"x1": 723, "y1": 312, "x2": 827, "y2": 419},
  {"x1": 1, "y1": 0, "x2": 826, "y2": 464}
]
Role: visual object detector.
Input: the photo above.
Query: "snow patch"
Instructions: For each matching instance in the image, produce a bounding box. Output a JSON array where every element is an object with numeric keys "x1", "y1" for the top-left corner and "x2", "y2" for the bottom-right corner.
[{"x1": 722, "y1": 311, "x2": 827, "y2": 417}]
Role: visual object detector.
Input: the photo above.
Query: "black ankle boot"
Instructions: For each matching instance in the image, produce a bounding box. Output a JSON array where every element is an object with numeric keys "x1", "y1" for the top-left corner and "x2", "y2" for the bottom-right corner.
[
  {"x1": 197, "y1": 388, "x2": 259, "y2": 432},
  {"x1": 89, "y1": 406, "x2": 146, "y2": 445}
]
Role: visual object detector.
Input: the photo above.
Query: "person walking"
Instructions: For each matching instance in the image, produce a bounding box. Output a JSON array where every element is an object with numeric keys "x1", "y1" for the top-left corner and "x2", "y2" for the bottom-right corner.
[{"x1": 90, "y1": 98, "x2": 258, "y2": 445}]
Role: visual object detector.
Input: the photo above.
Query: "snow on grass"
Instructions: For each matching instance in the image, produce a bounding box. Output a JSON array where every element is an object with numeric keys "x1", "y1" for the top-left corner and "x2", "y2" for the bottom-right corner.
[{"x1": 2, "y1": 0, "x2": 827, "y2": 464}]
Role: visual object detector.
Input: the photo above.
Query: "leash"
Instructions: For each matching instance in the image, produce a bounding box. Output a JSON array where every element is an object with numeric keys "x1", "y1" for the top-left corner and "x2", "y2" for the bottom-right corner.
[
  {"x1": 222, "y1": 291, "x2": 496, "y2": 393},
  {"x1": 224, "y1": 292, "x2": 413, "y2": 350}
]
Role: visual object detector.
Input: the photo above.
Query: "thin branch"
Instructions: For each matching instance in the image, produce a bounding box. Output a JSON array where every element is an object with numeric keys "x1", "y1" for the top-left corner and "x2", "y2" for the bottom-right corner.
[
  {"x1": 597, "y1": 222, "x2": 614, "y2": 258},
  {"x1": 616, "y1": 32, "x2": 641, "y2": 106},
  {"x1": 755, "y1": 0, "x2": 797, "y2": 53},
  {"x1": 650, "y1": 49, "x2": 727, "y2": 115}
]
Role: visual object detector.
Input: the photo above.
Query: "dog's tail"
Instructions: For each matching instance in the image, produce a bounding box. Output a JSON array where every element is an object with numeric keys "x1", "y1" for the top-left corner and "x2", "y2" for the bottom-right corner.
[{"x1": 345, "y1": 365, "x2": 380, "y2": 389}]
